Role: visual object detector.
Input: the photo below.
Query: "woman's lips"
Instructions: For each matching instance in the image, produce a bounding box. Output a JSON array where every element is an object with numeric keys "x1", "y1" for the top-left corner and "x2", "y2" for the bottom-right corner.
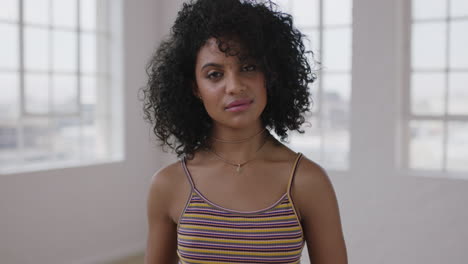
[{"x1": 225, "y1": 100, "x2": 253, "y2": 112}]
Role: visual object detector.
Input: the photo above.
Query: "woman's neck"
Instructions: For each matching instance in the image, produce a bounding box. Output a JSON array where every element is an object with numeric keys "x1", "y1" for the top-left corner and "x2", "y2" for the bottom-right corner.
[{"x1": 206, "y1": 125, "x2": 271, "y2": 163}]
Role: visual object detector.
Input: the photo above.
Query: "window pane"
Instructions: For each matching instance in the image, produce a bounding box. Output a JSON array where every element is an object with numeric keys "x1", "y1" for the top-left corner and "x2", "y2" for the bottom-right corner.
[
  {"x1": 322, "y1": 73, "x2": 350, "y2": 170},
  {"x1": 81, "y1": 34, "x2": 107, "y2": 74},
  {"x1": 412, "y1": 0, "x2": 447, "y2": 20},
  {"x1": 322, "y1": 73, "x2": 350, "y2": 134},
  {"x1": 82, "y1": 80, "x2": 108, "y2": 159},
  {"x1": 1, "y1": 0, "x2": 117, "y2": 172},
  {"x1": 322, "y1": 73, "x2": 351, "y2": 108},
  {"x1": 52, "y1": 0, "x2": 77, "y2": 28},
  {"x1": 81, "y1": 33, "x2": 96, "y2": 73},
  {"x1": 82, "y1": 119, "x2": 98, "y2": 160},
  {"x1": 324, "y1": 0, "x2": 352, "y2": 26},
  {"x1": 24, "y1": 0, "x2": 50, "y2": 25},
  {"x1": 52, "y1": 75, "x2": 78, "y2": 114},
  {"x1": 411, "y1": 73, "x2": 445, "y2": 115},
  {"x1": 94, "y1": 77, "x2": 109, "y2": 116},
  {"x1": 447, "y1": 122, "x2": 468, "y2": 171},
  {"x1": 309, "y1": 79, "x2": 320, "y2": 114},
  {"x1": 409, "y1": 120, "x2": 444, "y2": 170},
  {"x1": 80, "y1": 0, "x2": 97, "y2": 30},
  {"x1": 323, "y1": 127, "x2": 349, "y2": 170},
  {"x1": 24, "y1": 27, "x2": 49, "y2": 71},
  {"x1": 81, "y1": 76, "x2": 97, "y2": 105},
  {"x1": 23, "y1": 118, "x2": 51, "y2": 162},
  {"x1": 274, "y1": 0, "x2": 291, "y2": 13},
  {"x1": 289, "y1": 116, "x2": 322, "y2": 162},
  {"x1": 302, "y1": 28, "x2": 320, "y2": 62},
  {"x1": 83, "y1": 117, "x2": 109, "y2": 160},
  {"x1": 0, "y1": 123, "x2": 18, "y2": 158},
  {"x1": 450, "y1": 0, "x2": 468, "y2": 17},
  {"x1": 292, "y1": 0, "x2": 319, "y2": 27},
  {"x1": 0, "y1": 0, "x2": 18, "y2": 21},
  {"x1": 52, "y1": 117, "x2": 80, "y2": 161},
  {"x1": 323, "y1": 27, "x2": 352, "y2": 71},
  {"x1": 81, "y1": 77, "x2": 96, "y2": 129},
  {"x1": 412, "y1": 22, "x2": 446, "y2": 70},
  {"x1": 0, "y1": 73, "x2": 19, "y2": 120},
  {"x1": 94, "y1": 114, "x2": 110, "y2": 158},
  {"x1": 0, "y1": 24, "x2": 19, "y2": 69},
  {"x1": 25, "y1": 73, "x2": 49, "y2": 114},
  {"x1": 448, "y1": 73, "x2": 468, "y2": 115},
  {"x1": 449, "y1": 20, "x2": 468, "y2": 69},
  {"x1": 52, "y1": 30, "x2": 77, "y2": 72}
]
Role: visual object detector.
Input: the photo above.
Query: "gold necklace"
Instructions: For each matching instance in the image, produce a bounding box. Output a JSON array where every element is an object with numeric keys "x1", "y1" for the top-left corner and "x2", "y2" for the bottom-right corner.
[{"x1": 208, "y1": 135, "x2": 268, "y2": 173}]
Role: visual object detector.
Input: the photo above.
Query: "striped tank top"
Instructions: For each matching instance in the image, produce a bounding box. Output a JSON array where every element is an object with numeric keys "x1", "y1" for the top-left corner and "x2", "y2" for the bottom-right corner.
[{"x1": 177, "y1": 152, "x2": 305, "y2": 264}]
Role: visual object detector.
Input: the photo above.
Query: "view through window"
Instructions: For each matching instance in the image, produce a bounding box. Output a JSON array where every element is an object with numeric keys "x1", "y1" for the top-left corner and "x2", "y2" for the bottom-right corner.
[
  {"x1": 406, "y1": 0, "x2": 468, "y2": 173},
  {"x1": 0, "y1": 0, "x2": 119, "y2": 174},
  {"x1": 275, "y1": 0, "x2": 353, "y2": 170}
]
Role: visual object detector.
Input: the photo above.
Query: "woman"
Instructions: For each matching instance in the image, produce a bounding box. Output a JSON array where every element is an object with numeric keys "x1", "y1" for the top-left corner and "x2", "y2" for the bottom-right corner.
[{"x1": 142, "y1": 0, "x2": 347, "y2": 263}]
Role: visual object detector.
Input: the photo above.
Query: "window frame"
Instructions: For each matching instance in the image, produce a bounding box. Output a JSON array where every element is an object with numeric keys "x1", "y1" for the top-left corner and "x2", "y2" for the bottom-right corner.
[
  {"x1": 278, "y1": 0, "x2": 353, "y2": 171},
  {"x1": 400, "y1": 0, "x2": 468, "y2": 178},
  {"x1": 0, "y1": 0, "x2": 124, "y2": 175}
]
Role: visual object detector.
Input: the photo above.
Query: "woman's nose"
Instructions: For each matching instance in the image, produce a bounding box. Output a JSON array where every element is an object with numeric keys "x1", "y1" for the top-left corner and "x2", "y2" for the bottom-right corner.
[{"x1": 225, "y1": 73, "x2": 246, "y2": 94}]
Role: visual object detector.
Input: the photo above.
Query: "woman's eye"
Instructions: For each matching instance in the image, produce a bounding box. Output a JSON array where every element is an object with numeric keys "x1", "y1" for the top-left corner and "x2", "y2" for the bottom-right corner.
[
  {"x1": 207, "y1": 71, "x2": 223, "y2": 79},
  {"x1": 242, "y1": 64, "x2": 257, "y2": 72}
]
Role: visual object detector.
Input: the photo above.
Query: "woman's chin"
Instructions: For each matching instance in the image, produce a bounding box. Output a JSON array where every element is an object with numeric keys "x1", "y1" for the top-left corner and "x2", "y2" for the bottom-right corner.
[{"x1": 218, "y1": 117, "x2": 263, "y2": 130}]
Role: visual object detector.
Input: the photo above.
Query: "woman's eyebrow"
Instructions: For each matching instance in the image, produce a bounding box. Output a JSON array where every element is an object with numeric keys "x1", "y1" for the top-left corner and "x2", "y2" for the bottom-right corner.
[{"x1": 201, "y1": 62, "x2": 223, "y2": 70}]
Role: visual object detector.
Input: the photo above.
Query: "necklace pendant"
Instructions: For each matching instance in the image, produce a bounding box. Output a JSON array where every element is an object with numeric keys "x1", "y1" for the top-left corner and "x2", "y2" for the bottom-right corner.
[{"x1": 236, "y1": 164, "x2": 241, "y2": 173}]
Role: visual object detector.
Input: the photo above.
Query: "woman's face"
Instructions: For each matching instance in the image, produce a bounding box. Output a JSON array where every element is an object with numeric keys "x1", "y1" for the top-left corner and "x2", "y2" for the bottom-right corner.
[{"x1": 194, "y1": 38, "x2": 267, "y2": 129}]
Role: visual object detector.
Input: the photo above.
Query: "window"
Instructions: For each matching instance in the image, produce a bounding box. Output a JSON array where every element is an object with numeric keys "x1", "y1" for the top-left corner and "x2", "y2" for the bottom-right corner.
[
  {"x1": 403, "y1": 0, "x2": 468, "y2": 174},
  {"x1": 0, "y1": 0, "x2": 123, "y2": 174},
  {"x1": 275, "y1": 0, "x2": 353, "y2": 170}
]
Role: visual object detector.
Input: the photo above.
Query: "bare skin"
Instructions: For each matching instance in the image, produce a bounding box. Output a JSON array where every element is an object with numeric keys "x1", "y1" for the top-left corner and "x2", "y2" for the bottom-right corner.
[{"x1": 145, "y1": 38, "x2": 348, "y2": 264}]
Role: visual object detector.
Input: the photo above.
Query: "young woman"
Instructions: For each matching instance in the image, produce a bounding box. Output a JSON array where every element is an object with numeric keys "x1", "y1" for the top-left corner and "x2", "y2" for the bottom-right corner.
[{"x1": 142, "y1": 0, "x2": 347, "y2": 263}]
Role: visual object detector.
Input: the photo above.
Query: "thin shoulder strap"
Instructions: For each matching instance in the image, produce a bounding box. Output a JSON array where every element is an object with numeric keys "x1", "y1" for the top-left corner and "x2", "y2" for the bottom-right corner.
[
  {"x1": 287, "y1": 152, "x2": 303, "y2": 195},
  {"x1": 180, "y1": 156, "x2": 195, "y2": 190}
]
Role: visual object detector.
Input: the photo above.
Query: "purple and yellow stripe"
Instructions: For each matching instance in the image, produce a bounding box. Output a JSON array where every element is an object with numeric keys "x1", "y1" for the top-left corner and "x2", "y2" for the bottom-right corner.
[{"x1": 177, "y1": 192, "x2": 304, "y2": 263}]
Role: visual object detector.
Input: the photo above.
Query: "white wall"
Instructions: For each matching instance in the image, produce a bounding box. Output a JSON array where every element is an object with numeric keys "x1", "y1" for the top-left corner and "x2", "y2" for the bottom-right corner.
[
  {"x1": 1, "y1": 0, "x2": 467, "y2": 264},
  {"x1": 0, "y1": 0, "x2": 173, "y2": 263},
  {"x1": 343, "y1": 0, "x2": 468, "y2": 263}
]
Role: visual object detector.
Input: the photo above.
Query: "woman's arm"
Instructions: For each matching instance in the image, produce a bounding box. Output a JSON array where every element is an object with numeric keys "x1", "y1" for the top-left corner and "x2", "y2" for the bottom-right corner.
[
  {"x1": 145, "y1": 168, "x2": 179, "y2": 264},
  {"x1": 293, "y1": 158, "x2": 348, "y2": 264}
]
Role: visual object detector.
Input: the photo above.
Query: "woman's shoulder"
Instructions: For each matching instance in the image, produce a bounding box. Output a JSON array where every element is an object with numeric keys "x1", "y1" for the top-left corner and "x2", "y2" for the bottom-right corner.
[
  {"x1": 151, "y1": 158, "x2": 185, "y2": 184},
  {"x1": 267, "y1": 145, "x2": 324, "y2": 177},
  {"x1": 148, "y1": 158, "x2": 189, "y2": 207},
  {"x1": 293, "y1": 153, "x2": 331, "y2": 191},
  {"x1": 291, "y1": 153, "x2": 339, "y2": 218}
]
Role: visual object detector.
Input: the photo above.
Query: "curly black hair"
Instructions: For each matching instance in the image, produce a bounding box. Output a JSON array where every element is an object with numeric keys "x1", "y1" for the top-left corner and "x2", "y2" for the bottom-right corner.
[{"x1": 142, "y1": 0, "x2": 317, "y2": 158}]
